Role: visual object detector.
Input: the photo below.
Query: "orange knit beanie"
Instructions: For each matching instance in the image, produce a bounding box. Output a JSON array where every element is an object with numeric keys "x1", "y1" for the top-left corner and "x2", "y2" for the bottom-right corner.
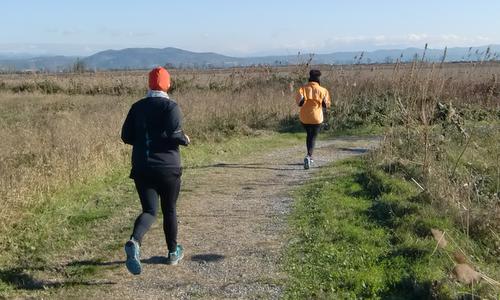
[{"x1": 148, "y1": 67, "x2": 171, "y2": 91}]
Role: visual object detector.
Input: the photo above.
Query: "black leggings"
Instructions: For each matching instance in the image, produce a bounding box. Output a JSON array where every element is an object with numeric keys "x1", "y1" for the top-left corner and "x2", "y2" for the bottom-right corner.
[
  {"x1": 131, "y1": 168, "x2": 182, "y2": 252},
  {"x1": 302, "y1": 123, "x2": 321, "y2": 157}
]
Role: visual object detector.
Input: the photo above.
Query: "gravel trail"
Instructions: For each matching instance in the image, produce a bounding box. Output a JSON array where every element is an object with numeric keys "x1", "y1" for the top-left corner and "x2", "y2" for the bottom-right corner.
[{"x1": 56, "y1": 136, "x2": 379, "y2": 299}]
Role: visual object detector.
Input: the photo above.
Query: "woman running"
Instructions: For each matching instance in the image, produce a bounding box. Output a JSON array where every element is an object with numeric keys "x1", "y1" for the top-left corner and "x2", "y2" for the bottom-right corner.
[
  {"x1": 121, "y1": 67, "x2": 190, "y2": 274},
  {"x1": 295, "y1": 69, "x2": 331, "y2": 169}
]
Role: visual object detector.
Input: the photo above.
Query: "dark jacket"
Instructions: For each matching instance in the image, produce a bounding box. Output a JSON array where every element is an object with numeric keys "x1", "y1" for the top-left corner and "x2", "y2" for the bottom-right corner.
[{"x1": 121, "y1": 96, "x2": 189, "y2": 178}]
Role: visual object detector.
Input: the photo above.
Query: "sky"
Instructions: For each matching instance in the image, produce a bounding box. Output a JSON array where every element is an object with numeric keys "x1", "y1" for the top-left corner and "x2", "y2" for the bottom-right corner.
[{"x1": 1, "y1": 0, "x2": 500, "y2": 57}]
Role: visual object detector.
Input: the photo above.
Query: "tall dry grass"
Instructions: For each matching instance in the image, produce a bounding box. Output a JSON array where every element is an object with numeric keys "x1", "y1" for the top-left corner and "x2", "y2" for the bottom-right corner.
[
  {"x1": 0, "y1": 69, "x2": 299, "y2": 234},
  {"x1": 329, "y1": 61, "x2": 500, "y2": 259},
  {"x1": 0, "y1": 62, "x2": 498, "y2": 255},
  {"x1": 0, "y1": 93, "x2": 130, "y2": 232}
]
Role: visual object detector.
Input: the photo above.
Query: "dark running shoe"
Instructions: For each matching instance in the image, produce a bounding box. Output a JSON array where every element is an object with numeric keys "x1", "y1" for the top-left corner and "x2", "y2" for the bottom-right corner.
[{"x1": 304, "y1": 156, "x2": 311, "y2": 170}]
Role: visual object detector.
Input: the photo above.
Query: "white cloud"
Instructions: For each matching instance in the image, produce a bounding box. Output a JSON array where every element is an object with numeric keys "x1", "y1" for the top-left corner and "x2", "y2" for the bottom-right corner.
[
  {"x1": 313, "y1": 33, "x2": 498, "y2": 52},
  {"x1": 210, "y1": 33, "x2": 499, "y2": 56},
  {"x1": 408, "y1": 33, "x2": 429, "y2": 42}
]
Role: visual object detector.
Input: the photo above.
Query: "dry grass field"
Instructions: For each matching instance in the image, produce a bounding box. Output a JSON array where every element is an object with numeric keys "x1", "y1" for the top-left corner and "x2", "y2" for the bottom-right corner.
[
  {"x1": 0, "y1": 61, "x2": 499, "y2": 297},
  {"x1": 1, "y1": 61, "x2": 499, "y2": 246}
]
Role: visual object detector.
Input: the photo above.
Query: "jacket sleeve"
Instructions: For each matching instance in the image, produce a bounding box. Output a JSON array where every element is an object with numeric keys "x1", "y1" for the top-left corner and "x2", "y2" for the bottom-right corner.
[
  {"x1": 295, "y1": 87, "x2": 305, "y2": 106},
  {"x1": 162, "y1": 103, "x2": 189, "y2": 146},
  {"x1": 121, "y1": 106, "x2": 135, "y2": 145},
  {"x1": 323, "y1": 89, "x2": 331, "y2": 108}
]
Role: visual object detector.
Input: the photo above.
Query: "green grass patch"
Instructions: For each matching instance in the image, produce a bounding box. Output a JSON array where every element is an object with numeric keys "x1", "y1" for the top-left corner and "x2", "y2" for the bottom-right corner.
[{"x1": 285, "y1": 158, "x2": 499, "y2": 299}]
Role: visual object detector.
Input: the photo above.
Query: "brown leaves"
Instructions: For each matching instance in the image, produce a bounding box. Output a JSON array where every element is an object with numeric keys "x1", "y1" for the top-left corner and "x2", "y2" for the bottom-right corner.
[
  {"x1": 453, "y1": 251, "x2": 467, "y2": 264},
  {"x1": 431, "y1": 228, "x2": 448, "y2": 249},
  {"x1": 430, "y1": 229, "x2": 484, "y2": 286},
  {"x1": 452, "y1": 263, "x2": 481, "y2": 285}
]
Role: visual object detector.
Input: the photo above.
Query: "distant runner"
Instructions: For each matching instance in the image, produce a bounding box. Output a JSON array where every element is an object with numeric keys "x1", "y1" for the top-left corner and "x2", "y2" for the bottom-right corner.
[
  {"x1": 121, "y1": 67, "x2": 190, "y2": 275},
  {"x1": 295, "y1": 69, "x2": 331, "y2": 169}
]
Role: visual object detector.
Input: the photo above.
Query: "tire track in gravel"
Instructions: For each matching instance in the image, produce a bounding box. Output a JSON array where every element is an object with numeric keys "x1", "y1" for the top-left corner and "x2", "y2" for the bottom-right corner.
[{"x1": 68, "y1": 136, "x2": 380, "y2": 299}]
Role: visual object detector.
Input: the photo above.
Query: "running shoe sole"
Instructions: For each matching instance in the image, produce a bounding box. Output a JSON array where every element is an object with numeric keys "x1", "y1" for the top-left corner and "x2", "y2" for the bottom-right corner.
[{"x1": 125, "y1": 242, "x2": 142, "y2": 275}]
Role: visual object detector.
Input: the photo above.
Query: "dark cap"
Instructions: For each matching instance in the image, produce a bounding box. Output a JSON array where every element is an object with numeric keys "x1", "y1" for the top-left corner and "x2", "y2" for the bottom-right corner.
[
  {"x1": 309, "y1": 69, "x2": 321, "y2": 83},
  {"x1": 309, "y1": 69, "x2": 321, "y2": 78}
]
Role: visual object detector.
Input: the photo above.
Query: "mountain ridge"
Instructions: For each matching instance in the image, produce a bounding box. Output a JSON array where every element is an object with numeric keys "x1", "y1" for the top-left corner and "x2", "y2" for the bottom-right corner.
[{"x1": 1, "y1": 45, "x2": 499, "y2": 72}]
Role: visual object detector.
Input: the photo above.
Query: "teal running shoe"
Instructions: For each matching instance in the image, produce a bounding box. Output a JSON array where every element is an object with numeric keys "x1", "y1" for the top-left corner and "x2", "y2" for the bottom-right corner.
[
  {"x1": 125, "y1": 238, "x2": 141, "y2": 275},
  {"x1": 167, "y1": 245, "x2": 184, "y2": 265}
]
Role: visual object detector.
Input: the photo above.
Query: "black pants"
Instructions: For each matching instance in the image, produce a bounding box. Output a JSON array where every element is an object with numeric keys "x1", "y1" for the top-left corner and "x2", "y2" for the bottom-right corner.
[
  {"x1": 131, "y1": 168, "x2": 182, "y2": 252},
  {"x1": 302, "y1": 123, "x2": 321, "y2": 157}
]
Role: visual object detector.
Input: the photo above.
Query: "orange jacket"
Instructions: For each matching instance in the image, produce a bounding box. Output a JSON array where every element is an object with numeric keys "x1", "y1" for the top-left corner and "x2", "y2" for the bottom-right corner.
[{"x1": 295, "y1": 82, "x2": 331, "y2": 124}]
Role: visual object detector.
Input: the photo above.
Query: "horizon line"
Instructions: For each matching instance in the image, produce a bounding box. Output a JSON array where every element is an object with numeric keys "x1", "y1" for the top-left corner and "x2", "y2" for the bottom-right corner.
[{"x1": 1, "y1": 43, "x2": 499, "y2": 59}]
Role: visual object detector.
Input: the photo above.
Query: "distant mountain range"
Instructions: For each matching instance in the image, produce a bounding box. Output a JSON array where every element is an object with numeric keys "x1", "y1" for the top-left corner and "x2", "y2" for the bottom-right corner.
[
  {"x1": 0, "y1": 56, "x2": 78, "y2": 72},
  {"x1": 1, "y1": 45, "x2": 499, "y2": 72}
]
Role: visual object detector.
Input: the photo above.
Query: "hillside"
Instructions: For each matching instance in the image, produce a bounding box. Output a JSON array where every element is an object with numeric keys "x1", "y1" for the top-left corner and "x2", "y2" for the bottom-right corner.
[{"x1": 82, "y1": 47, "x2": 241, "y2": 69}]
